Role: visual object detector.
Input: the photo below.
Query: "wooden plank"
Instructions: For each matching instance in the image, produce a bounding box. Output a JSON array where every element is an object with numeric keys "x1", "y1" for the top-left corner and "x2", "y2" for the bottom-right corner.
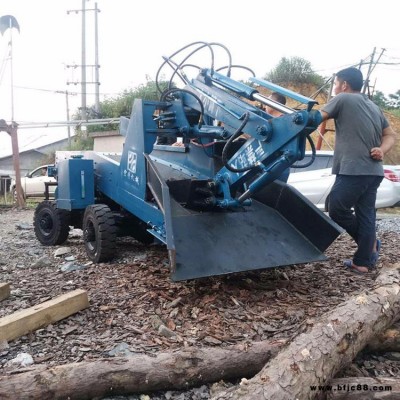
[
  {"x1": 0, "y1": 289, "x2": 89, "y2": 342},
  {"x1": 0, "y1": 283, "x2": 10, "y2": 302}
]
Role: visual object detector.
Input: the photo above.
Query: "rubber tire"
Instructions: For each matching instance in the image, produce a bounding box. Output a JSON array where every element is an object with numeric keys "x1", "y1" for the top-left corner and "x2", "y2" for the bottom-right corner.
[
  {"x1": 34, "y1": 200, "x2": 70, "y2": 245},
  {"x1": 325, "y1": 194, "x2": 330, "y2": 213},
  {"x1": 83, "y1": 204, "x2": 117, "y2": 263}
]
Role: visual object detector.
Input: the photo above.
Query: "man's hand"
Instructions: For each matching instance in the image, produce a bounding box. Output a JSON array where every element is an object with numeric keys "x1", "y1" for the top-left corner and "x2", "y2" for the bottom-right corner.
[{"x1": 370, "y1": 147, "x2": 384, "y2": 161}]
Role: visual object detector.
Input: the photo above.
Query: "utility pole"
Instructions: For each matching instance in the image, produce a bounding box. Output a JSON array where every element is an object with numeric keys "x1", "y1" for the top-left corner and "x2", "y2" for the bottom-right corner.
[
  {"x1": 66, "y1": 90, "x2": 71, "y2": 145},
  {"x1": 0, "y1": 120, "x2": 25, "y2": 208},
  {"x1": 94, "y1": 2, "x2": 100, "y2": 113},
  {"x1": 0, "y1": 15, "x2": 24, "y2": 207},
  {"x1": 9, "y1": 18, "x2": 15, "y2": 121},
  {"x1": 81, "y1": 0, "x2": 87, "y2": 120},
  {"x1": 362, "y1": 47, "x2": 376, "y2": 95},
  {"x1": 66, "y1": 1, "x2": 101, "y2": 119},
  {"x1": 56, "y1": 90, "x2": 77, "y2": 146},
  {"x1": 362, "y1": 47, "x2": 386, "y2": 96}
]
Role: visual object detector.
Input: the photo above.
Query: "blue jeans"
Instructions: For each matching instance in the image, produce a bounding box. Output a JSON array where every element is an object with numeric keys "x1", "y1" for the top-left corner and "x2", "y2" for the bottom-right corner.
[{"x1": 328, "y1": 175, "x2": 383, "y2": 267}]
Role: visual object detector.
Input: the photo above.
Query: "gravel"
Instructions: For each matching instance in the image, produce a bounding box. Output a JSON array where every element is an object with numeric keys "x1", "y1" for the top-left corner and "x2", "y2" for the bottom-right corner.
[
  {"x1": 1, "y1": 205, "x2": 400, "y2": 400},
  {"x1": 377, "y1": 211, "x2": 400, "y2": 232}
]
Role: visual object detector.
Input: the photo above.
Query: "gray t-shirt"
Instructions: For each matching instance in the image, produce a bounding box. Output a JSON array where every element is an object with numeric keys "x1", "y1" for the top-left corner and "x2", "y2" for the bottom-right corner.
[{"x1": 322, "y1": 93, "x2": 388, "y2": 176}]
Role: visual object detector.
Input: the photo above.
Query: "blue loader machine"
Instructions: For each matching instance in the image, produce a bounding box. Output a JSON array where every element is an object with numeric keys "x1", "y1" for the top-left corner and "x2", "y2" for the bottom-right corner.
[{"x1": 33, "y1": 42, "x2": 342, "y2": 281}]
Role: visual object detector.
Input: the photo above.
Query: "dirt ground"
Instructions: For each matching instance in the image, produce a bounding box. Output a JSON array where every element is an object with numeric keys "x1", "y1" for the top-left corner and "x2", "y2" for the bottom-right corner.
[{"x1": 1, "y1": 205, "x2": 400, "y2": 397}]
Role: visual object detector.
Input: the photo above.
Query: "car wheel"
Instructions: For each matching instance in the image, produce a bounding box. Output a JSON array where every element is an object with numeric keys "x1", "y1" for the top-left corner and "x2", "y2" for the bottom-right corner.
[
  {"x1": 83, "y1": 204, "x2": 117, "y2": 263},
  {"x1": 34, "y1": 200, "x2": 70, "y2": 245},
  {"x1": 325, "y1": 194, "x2": 330, "y2": 213}
]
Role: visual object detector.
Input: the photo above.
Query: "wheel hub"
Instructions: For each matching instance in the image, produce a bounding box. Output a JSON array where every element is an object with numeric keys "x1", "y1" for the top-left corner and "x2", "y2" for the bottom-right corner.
[
  {"x1": 84, "y1": 222, "x2": 96, "y2": 250},
  {"x1": 39, "y1": 213, "x2": 53, "y2": 233}
]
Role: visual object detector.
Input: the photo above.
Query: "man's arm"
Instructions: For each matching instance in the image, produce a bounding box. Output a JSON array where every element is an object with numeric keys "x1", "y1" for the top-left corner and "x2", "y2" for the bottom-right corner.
[
  {"x1": 320, "y1": 110, "x2": 330, "y2": 122},
  {"x1": 370, "y1": 126, "x2": 397, "y2": 161}
]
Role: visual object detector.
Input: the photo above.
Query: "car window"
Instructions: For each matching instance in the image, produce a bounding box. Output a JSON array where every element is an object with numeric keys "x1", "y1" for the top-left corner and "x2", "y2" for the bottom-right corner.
[
  {"x1": 31, "y1": 167, "x2": 47, "y2": 178},
  {"x1": 290, "y1": 154, "x2": 333, "y2": 173}
]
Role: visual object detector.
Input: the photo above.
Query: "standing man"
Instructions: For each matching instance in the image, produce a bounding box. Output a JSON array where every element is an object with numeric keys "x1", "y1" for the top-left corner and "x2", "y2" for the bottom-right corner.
[{"x1": 320, "y1": 67, "x2": 396, "y2": 274}]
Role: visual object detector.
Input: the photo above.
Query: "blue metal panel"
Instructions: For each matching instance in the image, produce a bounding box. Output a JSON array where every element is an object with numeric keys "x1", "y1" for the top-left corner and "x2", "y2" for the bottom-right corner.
[
  {"x1": 56, "y1": 158, "x2": 94, "y2": 210},
  {"x1": 118, "y1": 100, "x2": 156, "y2": 202}
]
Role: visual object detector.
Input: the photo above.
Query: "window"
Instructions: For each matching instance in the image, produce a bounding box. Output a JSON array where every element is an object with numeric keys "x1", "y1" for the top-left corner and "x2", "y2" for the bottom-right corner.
[{"x1": 290, "y1": 154, "x2": 334, "y2": 173}]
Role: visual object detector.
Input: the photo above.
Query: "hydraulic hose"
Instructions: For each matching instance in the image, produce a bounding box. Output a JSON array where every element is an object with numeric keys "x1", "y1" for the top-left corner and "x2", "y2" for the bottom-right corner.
[{"x1": 222, "y1": 112, "x2": 261, "y2": 173}]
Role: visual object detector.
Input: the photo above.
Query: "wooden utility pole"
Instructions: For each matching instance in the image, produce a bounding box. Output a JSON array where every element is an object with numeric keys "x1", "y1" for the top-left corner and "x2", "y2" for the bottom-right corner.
[
  {"x1": 362, "y1": 47, "x2": 386, "y2": 97},
  {"x1": 362, "y1": 47, "x2": 376, "y2": 95},
  {"x1": 0, "y1": 120, "x2": 25, "y2": 208}
]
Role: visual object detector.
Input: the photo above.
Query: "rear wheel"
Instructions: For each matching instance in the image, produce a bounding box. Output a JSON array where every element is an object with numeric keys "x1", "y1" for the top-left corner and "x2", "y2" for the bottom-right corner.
[
  {"x1": 34, "y1": 200, "x2": 70, "y2": 245},
  {"x1": 83, "y1": 204, "x2": 117, "y2": 263}
]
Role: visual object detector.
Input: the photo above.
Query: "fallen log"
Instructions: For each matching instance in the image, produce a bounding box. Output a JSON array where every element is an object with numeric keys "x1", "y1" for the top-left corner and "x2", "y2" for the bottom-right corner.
[
  {"x1": 326, "y1": 377, "x2": 400, "y2": 399},
  {"x1": 0, "y1": 339, "x2": 285, "y2": 400},
  {"x1": 365, "y1": 322, "x2": 400, "y2": 352},
  {"x1": 211, "y1": 264, "x2": 400, "y2": 400}
]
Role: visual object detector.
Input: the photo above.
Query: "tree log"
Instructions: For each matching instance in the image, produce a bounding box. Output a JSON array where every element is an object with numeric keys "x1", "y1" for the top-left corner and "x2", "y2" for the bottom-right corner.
[
  {"x1": 0, "y1": 339, "x2": 285, "y2": 400},
  {"x1": 365, "y1": 322, "x2": 400, "y2": 352},
  {"x1": 211, "y1": 265, "x2": 400, "y2": 400},
  {"x1": 326, "y1": 377, "x2": 400, "y2": 399}
]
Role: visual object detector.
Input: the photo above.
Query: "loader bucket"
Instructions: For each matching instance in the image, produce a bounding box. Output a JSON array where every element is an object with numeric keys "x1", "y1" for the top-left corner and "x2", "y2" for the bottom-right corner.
[
  {"x1": 169, "y1": 190, "x2": 342, "y2": 281},
  {"x1": 147, "y1": 157, "x2": 342, "y2": 281}
]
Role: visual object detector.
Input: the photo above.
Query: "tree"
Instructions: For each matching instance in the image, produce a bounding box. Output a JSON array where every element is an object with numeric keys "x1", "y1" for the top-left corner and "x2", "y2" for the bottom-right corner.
[
  {"x1": 372, "y1": 90, "x2": 387, "y2": 108},
  {"x1": 264, "y1": 56, "x2": 326, "y2": 88},
  {"x1": 68, "y1": 77, "x2": 170, "y2": 149},
  {"x1": 387, "y1": 90, "x2": 400, "y2": 109},
  {"x1": 372, "y1": 89, "x2": 400, "y2": 110},
  {"x1": 84, "y1": 77, "x2": 169, "y2": 133}
]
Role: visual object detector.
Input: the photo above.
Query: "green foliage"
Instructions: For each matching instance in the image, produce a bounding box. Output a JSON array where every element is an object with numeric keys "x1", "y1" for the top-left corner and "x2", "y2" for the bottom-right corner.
[
  {"x1": 68, "y1": 129, "x2": 94, "y2": 150},
  {"x1": 373, "y1": 90, "x2": 400, "y2": 110},
  {"x1": 264, "y1": 56, "x2": 326, "y2": 88},
  {"x1": 81, "y1": 77, "x2": 170, "y2": 134},
  {"x1": 388, "y1": 90, "x2": 400, "y2": 109},
  {"x1": 389, "y1": 108, "x2": 400, "y2": 118},
  {"x1": 372, "y1": 90, "x2": 387, "y2": 108},
  {"x1": 38, "y1": 152, "x2": 56, "y2": 166}
]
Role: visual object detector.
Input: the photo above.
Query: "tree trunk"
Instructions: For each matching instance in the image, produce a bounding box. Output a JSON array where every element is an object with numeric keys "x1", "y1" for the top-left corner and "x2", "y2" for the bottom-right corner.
[
  {"x1": 211, "y1": 265, "x2": 400, "y2": 400},
  {"x1": 0, "y1": 339, "x2": 285, "y2": 400},
  {"x1": 326, "y1": 377, "x2": 400, "y2": 399}
]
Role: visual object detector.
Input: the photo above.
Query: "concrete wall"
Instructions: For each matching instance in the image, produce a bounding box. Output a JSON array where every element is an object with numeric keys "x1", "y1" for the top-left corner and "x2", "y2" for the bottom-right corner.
[{"x1": 92, "y1": 135, "x2": 124, "y2": 152}]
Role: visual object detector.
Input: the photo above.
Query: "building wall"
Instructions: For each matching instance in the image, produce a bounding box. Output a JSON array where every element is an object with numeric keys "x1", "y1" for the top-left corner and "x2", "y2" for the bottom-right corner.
[{"x1": 93, "y1": 135, "x2": 124, "y2": 152}]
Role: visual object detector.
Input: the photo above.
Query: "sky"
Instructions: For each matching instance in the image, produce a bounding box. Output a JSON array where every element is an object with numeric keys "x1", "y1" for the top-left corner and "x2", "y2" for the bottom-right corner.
[{"x1": 1, "y1": 0, "x2": 400, "y2": 157}]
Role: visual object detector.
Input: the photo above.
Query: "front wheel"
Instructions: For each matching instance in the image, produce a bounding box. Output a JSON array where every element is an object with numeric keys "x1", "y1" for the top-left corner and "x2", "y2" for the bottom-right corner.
[
  {"x1": 83, "y1": 204, "x2": 117, "y2": 263},
  {"x1": 34, "y1": 201, "x2": 70, "y2": 245}
]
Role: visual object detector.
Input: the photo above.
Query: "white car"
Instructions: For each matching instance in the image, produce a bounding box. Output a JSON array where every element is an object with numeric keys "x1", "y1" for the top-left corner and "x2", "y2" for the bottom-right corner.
[
  {"x1": 11, "y1": 164, "x2": 56, "y2": 200},
  {"x1": 288, "y1": 151, "x2": 400, "y2": 211}
]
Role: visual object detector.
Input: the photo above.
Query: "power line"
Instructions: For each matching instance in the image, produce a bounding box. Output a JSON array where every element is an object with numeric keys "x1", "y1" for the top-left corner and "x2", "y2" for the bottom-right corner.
[
  {"x1": 13, "y1": 84, "x2": 121, "y2": 97},
  {"x1": 14, "y1": 85, "x2": 78, "y2": 95}
]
